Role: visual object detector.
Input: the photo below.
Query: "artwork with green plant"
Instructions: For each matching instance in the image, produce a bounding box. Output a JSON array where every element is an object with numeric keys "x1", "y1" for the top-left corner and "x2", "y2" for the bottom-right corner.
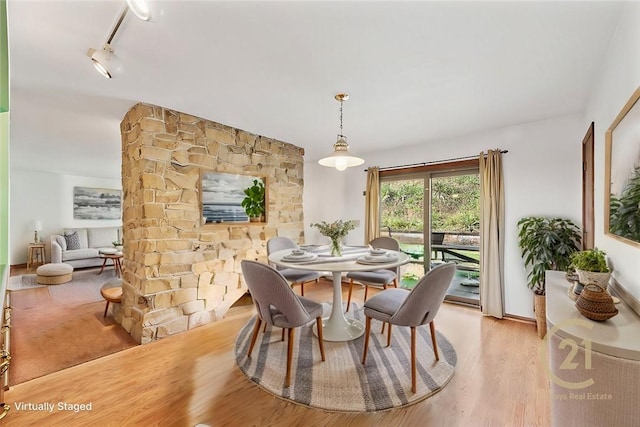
[
  {"x1": 609, "y1": 166, "x2": 640, "y2": 242},
  {"x1": 241, "y1": 179, "x2": 265, "y2": 219},
  {"x1": 570, "y1": 248, "x2": 609, "y2": 273},
  {"x1": 517, "y1": 217, "x2": 581, "y2": 295}
]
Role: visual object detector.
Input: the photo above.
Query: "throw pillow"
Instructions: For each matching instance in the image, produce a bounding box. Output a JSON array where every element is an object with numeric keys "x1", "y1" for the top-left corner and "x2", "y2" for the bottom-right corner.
[{"x1": 64, "y1": 231, "x2": 81, "y2": 250}]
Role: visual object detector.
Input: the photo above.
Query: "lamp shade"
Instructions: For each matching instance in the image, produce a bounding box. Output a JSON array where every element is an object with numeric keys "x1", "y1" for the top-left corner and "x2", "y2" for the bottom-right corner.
[
  {"x1": 32, "y1": 220, "x2": 42, "y2": 232},
  {"x1": 318, "y1": 138, "x2": 364, "y2": 171}
]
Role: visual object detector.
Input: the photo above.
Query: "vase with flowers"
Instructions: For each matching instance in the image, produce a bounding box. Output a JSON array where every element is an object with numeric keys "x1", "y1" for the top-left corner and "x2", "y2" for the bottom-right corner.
[{"x1": 311, "y1": 219, "x2": 355, "y2": 257}]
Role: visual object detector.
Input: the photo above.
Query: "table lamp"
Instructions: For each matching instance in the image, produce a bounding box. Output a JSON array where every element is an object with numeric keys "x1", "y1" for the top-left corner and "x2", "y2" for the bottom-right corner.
[{"x1": 32, "y1": 220, "x2": 42, "y2": 244}]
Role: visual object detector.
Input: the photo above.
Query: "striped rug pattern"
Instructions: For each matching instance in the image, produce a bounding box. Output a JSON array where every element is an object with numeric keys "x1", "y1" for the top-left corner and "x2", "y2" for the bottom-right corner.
[{"x1": 234, "y1": 303, "x2": 456, "y2": 412}]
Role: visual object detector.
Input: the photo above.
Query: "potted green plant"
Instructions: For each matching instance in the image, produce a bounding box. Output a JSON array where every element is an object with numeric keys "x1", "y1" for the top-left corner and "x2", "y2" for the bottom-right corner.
[
  {"x1": 570, "y1": 248, "x2": 611, "y2": 290},
  {"x1": 241, "y1": 179, "x2": 266, "y2": 222},
  {"x1": 112, "y1": 239, "x2": 124, "y2": 251},
  {"x1": 517, "y1": 217, "x2": 581, "y2": 338}
]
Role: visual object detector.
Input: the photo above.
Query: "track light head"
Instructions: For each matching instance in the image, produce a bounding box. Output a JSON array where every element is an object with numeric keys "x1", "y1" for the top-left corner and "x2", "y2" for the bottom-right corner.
[
  {"x1": 126, "y1": 0, "x2": 151, "y2": 21},
  {"x1": 88, "y1": 45, "x2": 123, "y2": 79}
]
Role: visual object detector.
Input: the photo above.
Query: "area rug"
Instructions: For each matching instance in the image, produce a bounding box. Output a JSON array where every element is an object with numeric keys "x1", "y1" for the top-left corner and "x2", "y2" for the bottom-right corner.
[
  {"x1": 9, "y1": 268, "x2": 137, "y2": 384},
  {"x1": 7, "y1": 274, "x2": 45, "y2": 291},
  {"x1": 234, "y1": 303, "x2": 456, "y2": 412}
]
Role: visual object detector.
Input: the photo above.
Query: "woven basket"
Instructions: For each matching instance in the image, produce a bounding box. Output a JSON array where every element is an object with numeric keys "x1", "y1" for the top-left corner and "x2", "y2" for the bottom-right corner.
[{"x1": 575, "y1": 284, "x2": 618, "y2": 321}]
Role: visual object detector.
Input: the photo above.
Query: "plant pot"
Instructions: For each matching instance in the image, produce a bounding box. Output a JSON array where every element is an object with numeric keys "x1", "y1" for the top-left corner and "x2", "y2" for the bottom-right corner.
[
  {"x1": 533, "y1": 294, "x2": 547, "y2": 339},
  {"x1": 249, "y1": 216, "x2": 264, "y2": 223},
  {"x1": 575, "y1": 269, "x2": 611, "y2": 291}
]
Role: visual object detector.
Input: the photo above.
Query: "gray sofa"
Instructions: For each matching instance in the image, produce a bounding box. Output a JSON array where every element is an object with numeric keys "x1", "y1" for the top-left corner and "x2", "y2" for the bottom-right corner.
[{"x1": 50, "y1": 227, "x2": 121, "y2": 268}]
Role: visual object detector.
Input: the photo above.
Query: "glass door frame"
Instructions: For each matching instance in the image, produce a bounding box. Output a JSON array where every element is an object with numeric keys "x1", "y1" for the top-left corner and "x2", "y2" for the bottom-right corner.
[{"x1": 379, "y1": 164, "x2": 480, "y2": 306}]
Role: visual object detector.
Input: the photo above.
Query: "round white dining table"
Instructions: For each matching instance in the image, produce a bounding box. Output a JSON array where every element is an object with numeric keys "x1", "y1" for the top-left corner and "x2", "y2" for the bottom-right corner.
[{"x1": 268, "y1": 247, "x2": 410, "y2": 342}]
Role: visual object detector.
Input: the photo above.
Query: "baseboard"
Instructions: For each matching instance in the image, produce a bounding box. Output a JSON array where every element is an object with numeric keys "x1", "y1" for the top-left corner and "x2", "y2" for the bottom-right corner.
[
  {"x1": 10, "y1": 264, "x2": 27, "y2": 275},
  {"x1": 504, "y1": 313, "x2": 536, "y2": 324}
]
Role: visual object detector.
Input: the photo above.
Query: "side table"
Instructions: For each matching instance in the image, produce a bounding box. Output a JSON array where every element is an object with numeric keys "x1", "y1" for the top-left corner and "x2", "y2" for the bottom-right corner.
[
  {"x1": 99, "y1": 251, "x2": 123, "y2": 278},
  {"x1": 27, "y1": 243, "x2": 46, "y2": 271}
]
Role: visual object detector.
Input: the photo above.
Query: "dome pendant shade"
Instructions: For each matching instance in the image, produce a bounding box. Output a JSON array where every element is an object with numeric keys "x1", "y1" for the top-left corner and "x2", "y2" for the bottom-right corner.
[
  {"x1": 318, "y1": 137, "x2": 364, "y2": 171},
  {"x1": 318, "y1": 93, "x2": 364, "y2": 171}
]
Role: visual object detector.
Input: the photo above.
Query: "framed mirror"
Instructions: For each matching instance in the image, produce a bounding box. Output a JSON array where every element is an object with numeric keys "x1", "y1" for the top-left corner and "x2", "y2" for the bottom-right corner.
[{"x1": 605, "y1": 86, "x2": 640, "y2": 247}]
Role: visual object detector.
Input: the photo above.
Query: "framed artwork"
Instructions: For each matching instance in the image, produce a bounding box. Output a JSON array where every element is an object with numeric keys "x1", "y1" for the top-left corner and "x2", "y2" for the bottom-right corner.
[
  {"x1": 605, "y1": 86, "x2": 640, "y2": 247},
  {"x1": 73, "y1": 187, "x2": 121, "y2": 220},
  {"x1": 200, "y1": 171, "x2": 266, "y2": 224}
]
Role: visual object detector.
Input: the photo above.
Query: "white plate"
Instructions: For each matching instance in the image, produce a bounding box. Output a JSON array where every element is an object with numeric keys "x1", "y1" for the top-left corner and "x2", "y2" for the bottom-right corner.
[
  {"x1": 299, "y1": 245, "x2": 329, "y2": 253},
  {"x1": 282, "y1": 253, "x2": 317, "y2": 262},
  {"x1": 357, "y1": 255, "x2": 398, "y2": 264}
]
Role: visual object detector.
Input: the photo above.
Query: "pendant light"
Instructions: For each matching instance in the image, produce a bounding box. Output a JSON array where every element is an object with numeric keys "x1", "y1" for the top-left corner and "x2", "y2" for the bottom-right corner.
[{"x1": 318, "y1": 93, "x2": 364, "y2": 171}]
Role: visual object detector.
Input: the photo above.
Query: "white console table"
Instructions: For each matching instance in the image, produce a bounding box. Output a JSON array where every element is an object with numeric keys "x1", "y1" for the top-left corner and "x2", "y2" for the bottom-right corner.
[{"x1": 546, "y1": 271, "x2": 640, "y2": 427}]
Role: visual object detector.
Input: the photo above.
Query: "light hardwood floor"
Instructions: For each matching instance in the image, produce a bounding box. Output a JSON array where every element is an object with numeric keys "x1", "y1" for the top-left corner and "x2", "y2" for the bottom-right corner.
[{"x1": 4, "y1": 279, "x2": 551, "y2": 426}]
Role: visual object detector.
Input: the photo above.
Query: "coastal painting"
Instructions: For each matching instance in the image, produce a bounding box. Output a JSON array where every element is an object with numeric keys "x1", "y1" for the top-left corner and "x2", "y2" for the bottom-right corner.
[
  {"x1": 201, "y1": 172, "x2": 263, "y2": 224},
  {"x1": 73, "y1": 187, "x2": 121, "y2": 220}
]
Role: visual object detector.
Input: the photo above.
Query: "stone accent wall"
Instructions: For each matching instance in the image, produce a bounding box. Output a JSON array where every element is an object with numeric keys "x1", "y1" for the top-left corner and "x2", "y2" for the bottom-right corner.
[{"x1": 116, "y1": 103, "x2": 305, "y2": 344}]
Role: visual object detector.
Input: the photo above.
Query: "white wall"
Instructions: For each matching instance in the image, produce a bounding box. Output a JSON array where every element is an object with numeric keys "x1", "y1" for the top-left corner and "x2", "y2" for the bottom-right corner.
[
  {"x1": 585, "y1": 2, "x2": 640, "y2": 300},
  {"x1": 10, "y1": 169, "x2": 121, "y2": 264},
  {"x1": 305, "y1": 113, "x2": 585, "y2": 318}
]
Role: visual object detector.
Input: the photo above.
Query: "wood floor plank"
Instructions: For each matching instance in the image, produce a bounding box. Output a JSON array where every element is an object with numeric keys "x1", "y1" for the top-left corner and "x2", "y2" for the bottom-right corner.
[{"x1": 4, "y1": 279, "x2": 550, "y2": 426}]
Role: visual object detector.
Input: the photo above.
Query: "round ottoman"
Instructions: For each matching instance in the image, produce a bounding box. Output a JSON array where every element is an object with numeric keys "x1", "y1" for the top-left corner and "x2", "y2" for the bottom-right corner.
[
  {"x1": 36, "y1": 263, "x2": 74, "y2": 285},
  {"x1": 100, "y1": 279, "x2": 123, "y2": 318}
]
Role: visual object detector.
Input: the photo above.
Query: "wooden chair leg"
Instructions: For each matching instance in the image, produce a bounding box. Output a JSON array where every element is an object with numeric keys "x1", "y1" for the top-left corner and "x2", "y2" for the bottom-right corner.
[
  {"x1": 411, "y1": 326, "x2": 417, "y2": 393},
  {"x1": 346, "y1": 279, "x2": 354, "y2": 312},
  {"x1": 362, "y1": 316, "x2": 372, "y2": 364},
  {"x1": 300, "y1": 282, "x2": 304, "y2": 297},
  {"x1": 386, "y1": 323, "x2": 392, "y2": 347},
  {"x1": 364, "y1": 285, "x2": 369, "y2": 302},
  {"x1": 285, "y1": 328, "x2": 295, "y2": 388},
  {"x1": 263, "y1": 323, "x2": 267, "y2": 333},
  {"x1": 430, "y1": 321, "x2": 439, "y2": 361},
  {"x1": 248, "y1": 316, "x2": 262, "y2": 358},
  {"x1": 393, "y1": 278, "x2": 398, "y2": 288},
  {"x1": 99, "y1": 257, "x2": 108, "y2": 274},
  {"x1": 381, "y1": 322, "x2": 385, "y2": 334},
  {"x1": 103, "y1": 301, "x2": 110, "y2": 318},
  {"x1": 281, "y1": 327, "x2": 285, "y2": 342},
  {"x1": 316, "y1": 317, "x2": 325, "y2": 361}
]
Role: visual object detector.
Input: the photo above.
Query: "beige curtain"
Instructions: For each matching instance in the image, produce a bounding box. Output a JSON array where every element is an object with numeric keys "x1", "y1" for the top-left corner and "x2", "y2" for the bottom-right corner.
[
  {"x1": 364, "y1": 167, "x2": 380, "y2": 243},
  {"x1": 479, "y1": 150, "x2": 505, "y2": 319}
]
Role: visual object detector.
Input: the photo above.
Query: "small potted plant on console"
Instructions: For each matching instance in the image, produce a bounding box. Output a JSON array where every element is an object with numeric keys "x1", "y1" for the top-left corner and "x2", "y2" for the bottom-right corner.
[{"x1": 570, "y1": 248, "x2": 611, "y2": 291}]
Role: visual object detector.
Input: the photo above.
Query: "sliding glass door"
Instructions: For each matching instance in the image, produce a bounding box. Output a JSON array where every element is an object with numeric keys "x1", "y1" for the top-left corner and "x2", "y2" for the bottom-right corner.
[{"x1": 380, "y1": 167, "x2": 480, "y2": 306}]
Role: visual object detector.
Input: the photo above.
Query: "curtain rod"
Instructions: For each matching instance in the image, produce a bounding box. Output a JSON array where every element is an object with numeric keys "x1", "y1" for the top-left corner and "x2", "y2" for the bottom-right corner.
[{"x1": 364, "y1": 149, "x2": 508, "y2": 172}]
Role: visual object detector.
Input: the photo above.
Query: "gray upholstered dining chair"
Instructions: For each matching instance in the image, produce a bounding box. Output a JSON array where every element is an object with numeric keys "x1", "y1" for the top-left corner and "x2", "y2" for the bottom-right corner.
[
  {"x1": 240, "y1": 260, "x2": 326, "y2": 388},
  {"x1": 345, "y1": 236, "x2": 400, "y2": 311},
  {"x1": 267, "y1": 236, "x2": 320, "y2": 296},
  {"x1": 361, "y1": 262, "x2": 456, "y2": 393}
]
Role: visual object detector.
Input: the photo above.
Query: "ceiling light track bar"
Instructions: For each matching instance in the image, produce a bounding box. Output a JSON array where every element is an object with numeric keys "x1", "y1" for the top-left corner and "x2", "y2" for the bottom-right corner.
[
  {"x1": 106, "y1": 5, "x2": 129, "y2": 45},
  {"x1": 365, "y1": 149, "x2": 508, "y2": 172}
]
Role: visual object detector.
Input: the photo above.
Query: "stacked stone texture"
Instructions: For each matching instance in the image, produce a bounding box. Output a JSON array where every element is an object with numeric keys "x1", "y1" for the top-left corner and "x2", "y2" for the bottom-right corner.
[{"x1": 117, "y1": 103, "x2": 305, "y2": 344}]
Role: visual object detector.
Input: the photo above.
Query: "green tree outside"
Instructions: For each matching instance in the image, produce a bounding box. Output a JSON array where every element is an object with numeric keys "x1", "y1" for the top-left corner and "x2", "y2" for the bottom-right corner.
[{"x1": 381, "y1": 174, "x2": 480, "y2": 233}]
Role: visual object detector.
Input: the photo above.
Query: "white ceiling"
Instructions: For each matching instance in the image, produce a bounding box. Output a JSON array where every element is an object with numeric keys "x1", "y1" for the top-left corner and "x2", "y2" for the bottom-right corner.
[{"x1": 8, "y1": 1, "x2": 625, "y2": 179}]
